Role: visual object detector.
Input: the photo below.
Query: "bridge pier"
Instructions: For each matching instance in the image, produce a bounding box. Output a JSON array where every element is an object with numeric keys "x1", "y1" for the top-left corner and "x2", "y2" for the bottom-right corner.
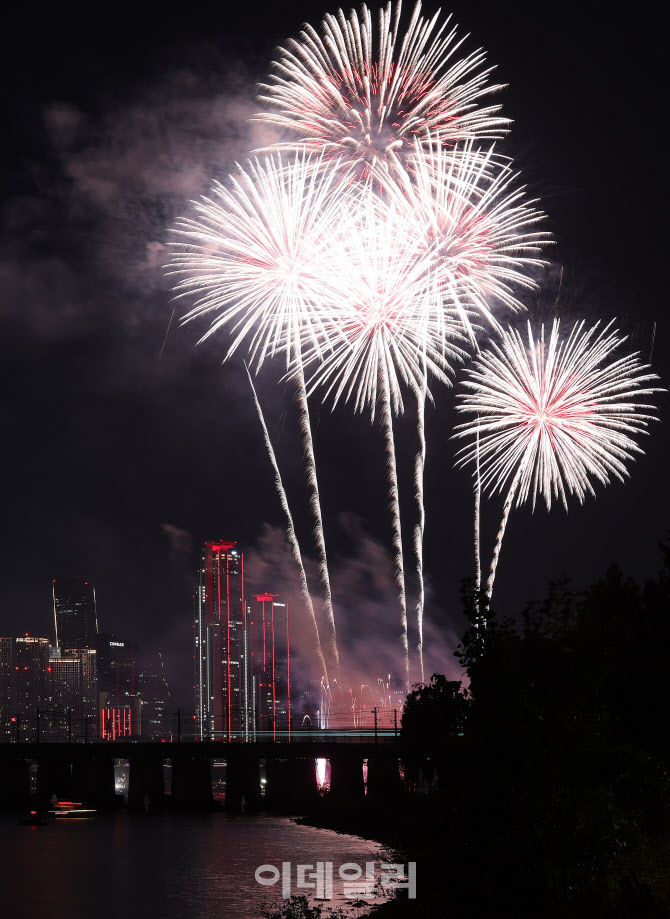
[
  {"x1": 264, "y1": 757, "x2": 317, "y2": 809},
  {"x1": 366, "y1": 755, "x2": 403, "y2": 799},
  {"x1": 71, "y1": 758, "x2": 118, "y2": 811},
  {"x1": 329, "y1": 755, "x2": 365, "y2": 802},
  {"x1": 171, "y1": 757, "x2": 213, "y2": 811},
  {"x1": 289, "y1": 757, "x2": 319, "y2": 807},
  {"x1": 224, "y1": 757, "x2": 259, "y2": 812},
  {"x1": 128, "y1": 757, "x2": 165, "y2": 812},
  {"x1": 0, "y1": 759, "x2": 30, "y2": 810},
  {"x1": 263, "y1": 757, "x2": 289, "y2": 809}
]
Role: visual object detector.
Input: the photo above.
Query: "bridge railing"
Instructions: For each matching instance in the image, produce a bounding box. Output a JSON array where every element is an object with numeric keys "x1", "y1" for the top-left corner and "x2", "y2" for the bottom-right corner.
[{"x1": 0, "y1": 708, "x2": 402, "y2": 744}]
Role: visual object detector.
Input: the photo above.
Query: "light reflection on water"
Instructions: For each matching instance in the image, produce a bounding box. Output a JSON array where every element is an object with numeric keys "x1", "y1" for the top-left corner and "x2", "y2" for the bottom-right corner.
[{"x1": 1, "y1": 812, "x2": 393, "y2": 919}]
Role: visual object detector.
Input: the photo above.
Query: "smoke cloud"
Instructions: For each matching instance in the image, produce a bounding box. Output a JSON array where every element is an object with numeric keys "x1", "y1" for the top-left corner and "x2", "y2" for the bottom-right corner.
[{"x1": 244, "y1": 516, "x2": 463, "y2": 694}]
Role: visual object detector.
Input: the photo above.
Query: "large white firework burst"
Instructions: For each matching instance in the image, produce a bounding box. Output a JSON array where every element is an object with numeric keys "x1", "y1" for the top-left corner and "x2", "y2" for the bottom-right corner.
[
  {"x1": 454, "y1": 318, "x2": 662, "y2": 511},
  {"x1": 167, "y1": 150, "x2": 350, "y2": 369},
  {"x1": 257, "y1": 1, "x2": 508, "y2": 179}
]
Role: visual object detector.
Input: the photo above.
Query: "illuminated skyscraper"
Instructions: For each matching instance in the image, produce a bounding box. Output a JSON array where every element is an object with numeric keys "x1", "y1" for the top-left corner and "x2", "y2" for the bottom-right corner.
[
  {"x1": 49, "y1": 647, "x2": 98, "y2": 741},
  {"x1": 94, "y1": 635, "x2": 139, "y2": 738},
  {"x1": 95, "y1": 634, "x2": 137, "y2": 697},
  {"x1": 0, "y1": 638, "x2": 12, "y2": 740},
  {"x1": 194, "y1": 541, "x2": 249, "y2": 741},
  {"x1": 14, "y1": 637, "x2": 50, "y2": 741},
  {"x1": 249, "y1": 594, "x2": 291, "y2": 740},
  {"x1": 138, "y1": 650, "x2": 171, "y2": 740},
  {"x1": 52, "y1": 577, "x2": 99, "y2": 650}
]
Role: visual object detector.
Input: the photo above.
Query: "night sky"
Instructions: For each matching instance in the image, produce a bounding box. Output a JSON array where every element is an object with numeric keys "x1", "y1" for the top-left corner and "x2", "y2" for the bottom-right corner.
[{"x1": 1, "y1": 1, "x2": 666, "y2": 707}]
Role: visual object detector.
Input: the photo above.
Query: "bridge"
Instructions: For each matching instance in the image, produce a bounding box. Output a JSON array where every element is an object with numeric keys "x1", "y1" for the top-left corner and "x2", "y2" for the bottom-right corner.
[{"x1": 0, "y1": 739, "x2": 403, "y2": 813}]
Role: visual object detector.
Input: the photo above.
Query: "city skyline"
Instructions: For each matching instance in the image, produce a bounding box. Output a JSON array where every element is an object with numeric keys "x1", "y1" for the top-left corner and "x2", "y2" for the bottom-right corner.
[{"x1": 1, "y1": 0, "x2": 666, "y2": 715}]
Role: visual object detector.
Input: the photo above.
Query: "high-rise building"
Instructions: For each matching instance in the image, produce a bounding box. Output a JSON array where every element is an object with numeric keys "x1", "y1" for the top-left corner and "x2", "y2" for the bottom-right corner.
[
  {"x1": 49, "y1": 647, "x2": 98, "y2": 741},
  {"x1": 94, "y1": 634, "x2": 140, "y2": 738},
  {"x1": 138, "y1": 650, "x2": 171, "y2": 740},
  {"x1": 248, "y1": 594, "x2": 291, "y2": 740},
  {"x1": 0, "y1": 638, "x2": 12, "y2": 741},
  {"x1": 14, "y1": 636, "x2": 50, "y2": 741},
  {"x1": 95, "y1": 634, "x2": 137, "y2": 697},
  {"x1": 52, "y1": 577, "x2": 98, "y2": 650},
  {"x1": 194, "y1": 541, "x2": 249, "y2": 741},
  {"x1": 193, "y1": 540, "x2": 293, "y2": 743}
]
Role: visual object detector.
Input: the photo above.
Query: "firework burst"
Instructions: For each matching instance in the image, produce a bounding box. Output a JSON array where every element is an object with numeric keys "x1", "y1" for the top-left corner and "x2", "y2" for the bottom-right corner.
[
  {"x1": 168, "y1": 151, "x2": 348, "y2": 368},
  {"x1": 301, "y1": 187, "x2": 468, "y2": 415},
  {"x1": 257, "y1": 1, "x2": 508, "y2": 179},
  {"x1": 399, "y1": 139, "x2": 550, "y2": 339},
  {"x1": 454, "y1": 319, "x2": 663, "y2": 599}
]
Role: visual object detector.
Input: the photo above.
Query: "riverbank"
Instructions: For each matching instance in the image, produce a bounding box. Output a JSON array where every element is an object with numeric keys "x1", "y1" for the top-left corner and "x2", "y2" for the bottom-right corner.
[{"x1": 296, "y1": 795, "x2": 670, "y2": 919}]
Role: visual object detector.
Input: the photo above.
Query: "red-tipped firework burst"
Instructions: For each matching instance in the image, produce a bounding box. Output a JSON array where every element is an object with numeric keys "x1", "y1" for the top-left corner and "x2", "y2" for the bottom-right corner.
[
  {"x1": 257, "y1": 1, "x2": 508, "y2": 179},
  {"x1": 454, "y1": 319, "x2": 663, "y2": 600}
]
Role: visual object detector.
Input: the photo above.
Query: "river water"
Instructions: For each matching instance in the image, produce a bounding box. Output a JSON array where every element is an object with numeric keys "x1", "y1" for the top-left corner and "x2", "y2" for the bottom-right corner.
[{"x1": 0, "y1": 812, "x2": 395, "y2": 919}]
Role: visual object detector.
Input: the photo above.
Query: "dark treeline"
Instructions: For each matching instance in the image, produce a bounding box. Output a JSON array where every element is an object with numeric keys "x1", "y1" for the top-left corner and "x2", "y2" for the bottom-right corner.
[{"x1": 306, "y1": 543, "x2": 670, "y2": 918}]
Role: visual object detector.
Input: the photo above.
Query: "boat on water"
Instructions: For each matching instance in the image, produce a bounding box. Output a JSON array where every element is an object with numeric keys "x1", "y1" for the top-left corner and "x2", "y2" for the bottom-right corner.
[{"x1": 49, "y1": 800, "x2": 97, "y2": 818}]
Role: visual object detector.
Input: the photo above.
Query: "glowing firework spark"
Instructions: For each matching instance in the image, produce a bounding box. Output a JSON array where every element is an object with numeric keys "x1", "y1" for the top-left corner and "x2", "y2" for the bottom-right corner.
[
  {"x1": 454, "y1": 319, "x2": 663, "y2": 600},
  {"x1": 299, "y1": 143, "x2": 547, "y2": 679},
  {"x1": 258, "y1": 0, "x2": 508, "y2": 178},
  {"x1": 397, "y1": 139, "x2": 548, "y2": 652},
  {"x1": 168, "y1": 152, "x2": 346, "y2": 676}
]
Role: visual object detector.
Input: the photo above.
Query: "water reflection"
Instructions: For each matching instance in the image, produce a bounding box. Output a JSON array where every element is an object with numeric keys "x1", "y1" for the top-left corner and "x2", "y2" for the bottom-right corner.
[{"x1": 1, "y1": 812, "x2": 392, "y2": 919}]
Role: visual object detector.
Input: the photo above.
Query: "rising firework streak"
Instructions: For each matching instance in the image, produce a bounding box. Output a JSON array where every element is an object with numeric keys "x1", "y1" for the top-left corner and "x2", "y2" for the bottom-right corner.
[{"x1": 245, "y1": 364, "x2": 330, "y2": 684}]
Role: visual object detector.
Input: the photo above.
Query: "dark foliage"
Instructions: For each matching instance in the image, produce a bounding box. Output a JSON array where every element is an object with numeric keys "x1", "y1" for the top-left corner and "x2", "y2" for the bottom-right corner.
[{"x1": 394, "y1": 544, "x2": 670, "y2": 916}]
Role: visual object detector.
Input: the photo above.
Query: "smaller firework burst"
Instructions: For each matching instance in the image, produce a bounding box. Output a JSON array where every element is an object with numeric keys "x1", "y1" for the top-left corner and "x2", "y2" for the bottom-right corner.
[
  {"x1": 454, "y1": 319, "x2": 663, "y2": 599},
  {"x1": 455, "y1": 319, "x2": 662, "y2": 509}
]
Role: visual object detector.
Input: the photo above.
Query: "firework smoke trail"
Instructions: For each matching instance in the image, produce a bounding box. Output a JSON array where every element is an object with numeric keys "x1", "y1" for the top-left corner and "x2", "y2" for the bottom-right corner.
[
  {"x1": 380, "y1": 354, "x2": 410, "y2": 691},
  {"x1": 245, "y1": 363, "x2": 330, "y2": 683},
  {"x1": 474, "y1": 417, "x2": 482, "y2": 595},
  {"x1": 413, "y1": 358, "x2": 427, "y2": 684},
  {"x1": 257, "y1": 0, "x2": 509, "y2": 179},
  {"x1": 454, "y1": 319, "x2": 664, "y2": 603},
  {"x1": 484, "y1": 462, "x2": 523, "y2": 601},
  {"x1": 294, "y1": 360, "x2": 341, "y2": 678}
]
